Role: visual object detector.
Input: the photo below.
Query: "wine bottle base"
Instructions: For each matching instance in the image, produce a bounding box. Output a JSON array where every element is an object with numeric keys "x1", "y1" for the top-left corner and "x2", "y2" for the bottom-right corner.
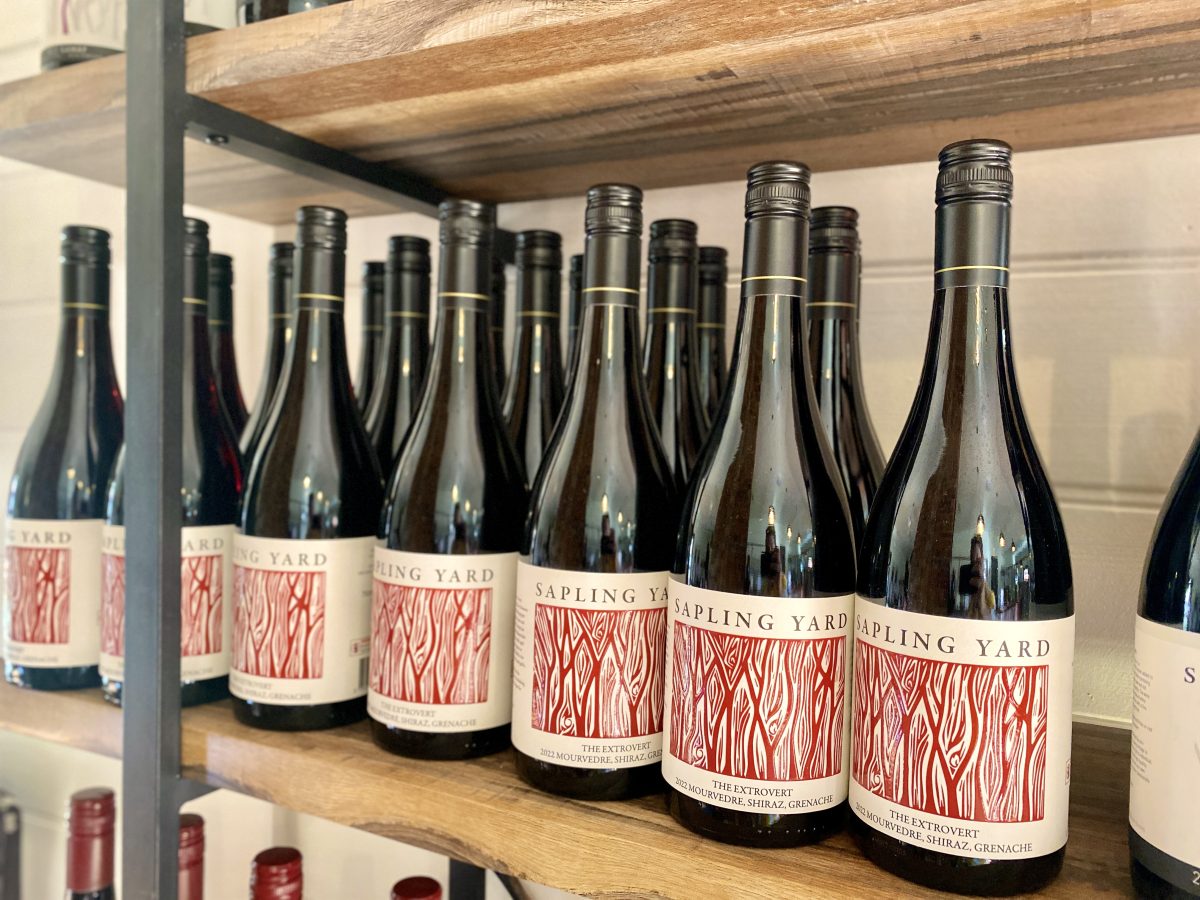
[
  {"x1": 101, "y1": 676, "x2": 231, "y2": 708},
  {"x1": 231, "y1": 696, "x2": 366, "y2": 731},
  {"x1": 666, "y1": 788, "x2": 845, "y2": 847},
  {"x1": 1129, "y1": 831, "x2": 1200, "y2": 899},
  {"x1": 370, "y1": 720, "x2": 509, "y2": 760},
  {"x1": 513, "y1": 749, "x2": 663, "y2": 800},
  {"x1": 4, "y1": 662, "x2": 100, "y2": 691},
  {"x1": 850, "y1": 814, "x2": 1064, "y2": 895}
]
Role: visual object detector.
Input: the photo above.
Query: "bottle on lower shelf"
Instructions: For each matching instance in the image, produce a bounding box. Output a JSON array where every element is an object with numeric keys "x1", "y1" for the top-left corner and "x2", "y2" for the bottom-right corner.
[
  {"x1": 66, "y1": 788, "x2": 115, "y2": 900},
  {"x1": 391, "y1": 876, "x2": 442, "y2": 900},
  {"x1": 251, "y1": 847, "x2": 302, "y2": 899},
  {"x1": 179, "y1": 814, "x2": 204, "y2": 900}
]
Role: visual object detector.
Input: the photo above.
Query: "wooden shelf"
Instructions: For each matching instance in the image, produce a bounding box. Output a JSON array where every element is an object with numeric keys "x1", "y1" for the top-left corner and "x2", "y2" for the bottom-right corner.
[
  {"x1": 0, "y1": 681, "x2": 1135, "y2": 899},
  {"x1": 1, "y1": 0, "x2": 1199, "y2": 222}
]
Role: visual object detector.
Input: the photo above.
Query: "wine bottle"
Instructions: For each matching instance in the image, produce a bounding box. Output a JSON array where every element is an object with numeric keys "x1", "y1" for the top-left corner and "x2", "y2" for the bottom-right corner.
[
  {"x1": 370, "y1": 201, "x2": 528, "y2": 760},
  {"x1": 807, "y1": 206, "x2": 884, "y2": 543},
  {"x1": 490, "y1": 253, "x2": 508, "y2": 394},
  {"x1": 564, "y1": 253, "x2": 583, "y2": 378},
  {"x1": 851, "y1": 140, "x2": 1074, "y2": 894},
  {"x1": 642, "y1": 219, "x2": 708, "y2": 485},
  {"x1": 241, "y1": 243, "x2": 295, "y2": 462},
  {"x1": 183, "y1": 0, "x2": 239, "y2": 34},
  {"x1": 1129, "y1": 427, "x2": 1200, "y2": 898},
  {"x1": 101, "y1": 218, "x2": 242, "y2": 709},
  {"x1": 356, "y1": 261, "x2": 386, "y2": 414},
  {"x1": 0, "y1": 790, "x2": 19, "y2": 900},
  {"x1": 696, "y1": 246, "x2": 729, "y2": 426},
  {"x1": 364, "y1": 237, "x2": 432, "y2": 473},
  {"x1": 4, "y1": 226, "x2": 123, "y2": 691},
  {"x1": 502, "y1": 230, "x2": 566, "y2": 480},
  {"x1": 663, "y1": 162, "x2": 856, "y2": 847},
  {"x1": 232, "y1": 206, "x2": 384, "y2": 732},
  {"x1": 513, "y1": 184, "x2": 679, "y2": 800},
  {"x1": 250, "y1": 847, "x2": 302, "y2": 900},
  {"x1": 178, "y1": 814, "x2": 204, "y2": 900},
  {"x1": 40, "y1": 0, "x2": 122, "y2": 70},
  {"x1": 66, "y1": 788, "x2": 114, "y2": 900},
  {"x1": 209, "y1": 253, "x2": 250, "y2": 436},
  {"x1": 391, "y1": 877, "x2": 442, "y2": 900}
]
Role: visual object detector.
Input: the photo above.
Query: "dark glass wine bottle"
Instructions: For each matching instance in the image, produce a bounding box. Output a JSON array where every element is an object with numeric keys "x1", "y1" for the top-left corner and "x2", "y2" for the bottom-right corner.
[
  {"x1": 513, "y1": 184, "x2": 679, "y2": 801},
  {"x1": 4, "y1": 226, "x2": 123, "y2": 691},
  {"x1": 356, "y1": 261, "x2": 386, "y2": 414},
  {"x1": 502, "y1": 230, "x2": 565, "y2": 480},
  {"x1": 250, "y1": 847, "x2": 302, "y2": 900},
  {"x1": 663, "y1": 162, "x2": 856, "y2": 847},
  {"x1": 364, "y1": 236, "x2": 431, "y2": 474},
  {"x1": 564, "y1": 253, "x2": 583, "y2": 379},
  {"x1": 851, "y1": 140, "x2": 1074, "y2": 895},
  {"x1": 178, "y1": 814, "x2": 204, "y2": 900},
  {"x1": 490, "y1": 253, "x2": 508, "y2": 394},
  {"x1": 241, "y1": 243, "x2": 295, "y2": 462},
  {"x1": 695, "y1": 245, "x2": 729, "y2": 426},
  {"x1": 0, "y1": 790, "x2": 18, "y2": 900},
  {"x1": 209, "y1": 253, "x2": 250, "y2": 436},
  {"x1": 370, "y1": 201, "x2": 528, "y2": 760},
  {"x1": 1129, "y1": 427, "x2": 1200, "y2": 899},
  {"x1": 101, "y1": 218, "x2": 242, "y2": 709},
  {"x1": 232, "y1": 206, "x2": 384, "y2": 732},
  {"x1": 391, "y1": 877, "x2": 442, "y2": 900},
  {"x1": 65, "y1": 788, "x2": 114, "y2": 900},
  {"x1": 807, "y1": 206, "x2": 884, "y2": 544},
  {"x1": 642, "y1": 219, "x2": 708, "y2": 486}
]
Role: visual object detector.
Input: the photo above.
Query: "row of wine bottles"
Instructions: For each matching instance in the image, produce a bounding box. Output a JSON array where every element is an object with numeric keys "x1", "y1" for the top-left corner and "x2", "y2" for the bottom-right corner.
[{"x1": 2, "y1": 138, "x2": 1195, "y2": 898}]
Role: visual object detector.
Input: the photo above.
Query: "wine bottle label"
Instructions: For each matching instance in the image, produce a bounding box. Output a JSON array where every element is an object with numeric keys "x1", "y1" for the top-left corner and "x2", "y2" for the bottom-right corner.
[
  {"x1": 849, "y1": 599, "x2": 1074, "y2": 859},
  {"x1": 42, "y1": 0, "x2": 124, "y2": 52},
  {"x1": 98, "y1": 524, "x2": 235, "y2": 683},
  {"x1": 183, "y1": 0, "x2": 238, "y2": 28},
  {"x1": 511, "y1": 561, "x2": 668, "y2": 769},
  {"x1": 1129, "y1": 616, "x2": 1200, "y2": 891},
  {"x1": 3, "y1": 518, "x2": 103, "y2": 668},
  {"x1": 662, "y1": 578, "x2": 853, "y2": 813},
  {"x1": 229, "y1": 535, "x2": 373, "y2": 706},
  {"x1": 367, "y1": 548, "x2": 517, "y2": 733}
]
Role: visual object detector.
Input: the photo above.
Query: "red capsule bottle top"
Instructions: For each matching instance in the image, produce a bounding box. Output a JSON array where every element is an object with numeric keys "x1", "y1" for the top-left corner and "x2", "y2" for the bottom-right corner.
[
  {"x1": 391, "y1": 876, "x2": 443, "y2": 900},
  {"x1": 179, "y1": 813, "x2": 205, "y2": 900},
  {"x1": 251, "y1": 846, "x2": 303, "y2": 900},
  {"x1": 67, "y1": 787, "x2": 115, "y2": 892}
]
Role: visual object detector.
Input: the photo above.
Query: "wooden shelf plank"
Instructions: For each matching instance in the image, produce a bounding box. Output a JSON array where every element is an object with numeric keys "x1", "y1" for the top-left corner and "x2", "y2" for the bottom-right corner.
[
  {"x1": 1, "y1": 0, "x2": 1199, "y2": 221},
  {"x1": 0, "y1": 681, "x2": 1135, "y2": 899}
]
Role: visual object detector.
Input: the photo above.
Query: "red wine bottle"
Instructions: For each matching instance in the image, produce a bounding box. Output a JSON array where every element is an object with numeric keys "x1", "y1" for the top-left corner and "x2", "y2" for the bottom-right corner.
[
  {"x1": 663, "y1": 162, "x2": 856, "y2": 847},
  {"x1": 1129, "y1": 427, "x2": 1200, "y2": 898},
  {"x1": 490, "y1": 254, "x2": 508, "y2": 394},
  {"x1": 514, "y1": 185, "x2": 678, "y2": 800},
  {"x1": 851, "y1": 140, "x2": 1074, "y2": 894},
  {"x1": 101, "y1": 218, "x2": 242, "y2": 709},
  {"x1": 4, "y1": 226, "x2": 123, "y2": 691},
  {"x1": 370, "y1": 201, "x2": 528, "y2": 760},
  {"x1": 209, "y1": 253, "x2": 250, "y2": 436},
  {"x1": 232, "y1": 206, "x2": 384, "y2": 732},
  {"x1": 364, "y1": 237, "x2": 431, "y2": 473},
  {"x1": 250, "y1": 847, "x2": 301, "y2": 900},
  {"x1": 502, "y1": 230, "x2": 565, "y2": 480},
  {"x1": 40, "y1": 0, "x2": 122, "y2": 70},
  {"x1": 807, "y1": 207, "x2": 884, "y2": 543},
  {"x1": 242, "y1": 243, "x2": 295, "y2": 462},
  {"x1": 391, "y1": 877, "x2": 441, "y2": 900},
  {"x1": 564, "y1": 253, "x2": 583, "y2": 378},
  {"x1": 0, "y1": 790, "x2": 18, "y2": 900},
  {"x1": 356, "y1": 261, "x2": 386, "y2": 414},
  {"x1": 65, "y1": 788, "x2": 114, "y2": 900},
  {"x1": 695, "y1": 245, "x2": 728, "y2": 427},
  {"x1": 178, "y1": 814, "x2": 204, "y2": 900}
]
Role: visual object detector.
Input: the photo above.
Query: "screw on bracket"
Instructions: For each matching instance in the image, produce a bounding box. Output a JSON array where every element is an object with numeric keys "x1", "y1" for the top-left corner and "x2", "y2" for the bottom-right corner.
[{"x1": 205, "y1": 133, "x2": 229, "y2": 146}]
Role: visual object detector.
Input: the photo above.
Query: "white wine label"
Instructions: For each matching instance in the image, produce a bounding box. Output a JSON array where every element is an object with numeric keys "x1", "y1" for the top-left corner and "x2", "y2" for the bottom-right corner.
[
  {"x1": 662, "y1": 578, "x2": 853, "y2": 813},
  {"x1": 1129, "y1": 616, "x2": 1200, "y2": 889},
  {"x1": 183, "y1": 0, "x2": 238, "y2": 28},
  {"x1": 850, "y1": 598, "x2": 1074, "y2": 860},
  {"x1": 230, "y1": 535, "x2": 373, "y2": 706},
  {"x1": 42, "y1": 0, "x2": 124, "y2": 51},
  {"x1": 98, "y1": 524, "x2": 234, "y2": 683},
  {"x1": 368, "y1": 548, "x2": 517, "y2": 733},
  {"x1": 3, "y1": 518, "x2": 103, "y2": 668},
  {"x1": 512, "y1": 561, "x2": 668, "y2": 769}
]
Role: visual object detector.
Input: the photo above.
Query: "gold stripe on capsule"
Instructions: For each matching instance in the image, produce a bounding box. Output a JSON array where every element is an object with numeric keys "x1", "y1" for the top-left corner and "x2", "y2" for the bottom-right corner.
[
  {"x1": 583, "y1": 286, "x2": 639, "y2": 295},
  {"x1": 438, "y1": 291, "x2": 490, "y2": 300},
  {"x1": 63, "y1": 302, "x2": 107, "y2": 310},
  {"x1": 183, "y1": 297, "x2": 206, "y2": 307},
  {"x1": 933, "y1": 265, "x2": 1009, "y2": 274},
  {"x1": 386, "y1": 311, "x2": 429, "y2": 319},
  {"x1": 518, "y1": 311, "x2": 560, "y2": 318},
  {"x1": 296, "y1": 292, "x2": 345, "y2": 301},
  {"x1": 740, "y1": 275, "x2": 807, "y2": 283},
  {"x1": 806, "y1": 301, "x2": 857, "y2": 309},
  {"x1": 648, "y1": 307, "x2": 695, "y2": 315},
  {"x1": 696, "y1": 322, "x2": 725, "y2": 330},
  {"x1": 208, "y1": 319, "x2": 229, "y2": 326}
]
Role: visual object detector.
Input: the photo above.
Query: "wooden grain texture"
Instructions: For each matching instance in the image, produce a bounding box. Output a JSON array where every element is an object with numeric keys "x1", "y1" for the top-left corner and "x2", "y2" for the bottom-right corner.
[
  {"x1": 0, "y1": 681, "x2": 1135, "y2": 900},
  {"x1": 0, "y1": 0, "x2": 1199, "y2": 220}
]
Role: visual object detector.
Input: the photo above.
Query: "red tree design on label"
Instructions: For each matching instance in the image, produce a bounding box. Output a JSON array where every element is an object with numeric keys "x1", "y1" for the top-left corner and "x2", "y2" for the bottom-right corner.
[
  {"x1": 370, "y1": 582, "x2": 492, "y2": 704},
  {"x1": 669, "y1": 622, "x2": 844, "y2": 780},
  {"x1": 531, "y1": 605, "x2": 666, "y2": 739},
  {"x1": 100, "y1": 552, "x2": 124, "y2": 655},
  {"x1": 852, "y1": 639, "x2": 1049, "y2": 823},
  {"x1": 6, "y1": 546, "x2": 70, "y2": 644},
  {"x1": 181, "y1": 556, "x2": 222, "y2": 657},
  {"x1": 233, "y1": 566, "x2": 325, "y2": 679}
]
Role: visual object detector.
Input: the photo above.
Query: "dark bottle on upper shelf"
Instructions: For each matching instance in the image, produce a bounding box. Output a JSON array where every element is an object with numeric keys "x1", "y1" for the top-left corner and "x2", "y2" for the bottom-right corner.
[
  {"x1": 101, "y1": 218, "x2": 243, "y2": 709},
  {"x1": 4, "y1": 226, "x2": 123, "y2": 692},
  {"x1": 241, "y1": 242, "x2": 295, "y2": 463},
  {"x1": 250, "y1": 847, "x2": 302, "y2": 900},
  {"x1": 370, "y1": 201, "x2": 528, "y2": 760},
  {"x1": 65, "y1": 788, "x2": 114, "y2": 900},
  {"x1": 565, "y1": 253, "x2": 583, "y2": 379},
  {"x1": 695, "y1": 245, "x2": 729, "y2": 427},
  {"x1": 502, "y1": 230, "x2": 566, "y2": 480},
  {"x1": 232, "y1": 206, "x2": 384, "y2": 732},
  {"x1": 246, "y1": 0, "x2": 346, "y2": 21},
  {"x1": 1129, "y1": 427, "x2": 1200, "y2": 899},
  {"x1": 851, "y1": 140, "x2": 1074, "y2": 895},
  {"x1": 391, "y1": 877, "x2": 442, "y2": 900},
  {"x1": 356, "y1": 261, "x2": 386, "y2": 414},
  {"x1": 664, "y1": 162, "x2": 856, "y2": 848},
  {"x1": 364, "y1": 236, "x2": 432, "y2": 474},
  {"x1": 514, "y1": 185, "x2": 679, "y2": 801},
  {"x1": 178, "y1": 814, "x2": 204, "y2": 900},
  {"x1": 209, "y1": 253, "x2": 250, "y2": 436},
  {"x1": 490, "y1": 253, "x2": 508, "y2": 394},
  {"x1": 807, "y1": 206, "x2": 884, "y2": 543}
]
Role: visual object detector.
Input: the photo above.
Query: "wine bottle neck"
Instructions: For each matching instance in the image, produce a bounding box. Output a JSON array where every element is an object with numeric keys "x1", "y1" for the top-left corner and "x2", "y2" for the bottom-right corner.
[
  {"x1": 583, "y1": 230, "x2": 640, "y2": 307},
  {"x1": 282, "y1": 245, "x2": 353, "y2": 396},
  {"x1": 427, "y1": 240, "x2": 495, "y2": 402},
  {"x1": 646, "y1": 253, "x2": 698, "y2": 325},
  {"x1": 514, "y1": 263, "x2": 560, "y2": 348},
  {"x1": 934, "y1": 198, "x2": 1010, "y2": 290},
  {"x1": 55, "y1": 258, "x2": 116, "y2": 372},
  {"x1": 183, "y1": 255, "x2": 217, "y2": 397}
]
